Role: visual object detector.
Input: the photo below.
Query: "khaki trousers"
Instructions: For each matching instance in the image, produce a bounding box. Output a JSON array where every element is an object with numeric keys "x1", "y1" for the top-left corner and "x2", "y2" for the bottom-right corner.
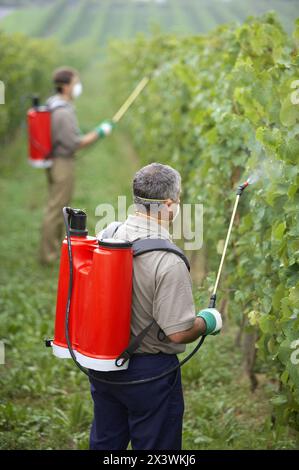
[{"x1": 39, "y1": 157, "x2": 75, "y2": 264}]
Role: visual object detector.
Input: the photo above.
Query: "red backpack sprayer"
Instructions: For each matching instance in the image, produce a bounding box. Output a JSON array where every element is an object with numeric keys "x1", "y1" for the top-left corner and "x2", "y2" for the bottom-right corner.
[
  {"x1": 27, "y1": 77, "x2": 149, "y2": 168},
  {"x1": 45, "y1": 179, "x2": 252, "y2": 384},
  {"x1": 27, "y1": 95, "x2": 53, "y2": 168}
]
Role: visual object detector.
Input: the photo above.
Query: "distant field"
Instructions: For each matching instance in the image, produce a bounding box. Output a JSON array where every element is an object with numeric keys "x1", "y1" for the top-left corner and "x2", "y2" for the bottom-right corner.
[{"x1": 0, "y1": 0, "x2": 297, "y2": 46}]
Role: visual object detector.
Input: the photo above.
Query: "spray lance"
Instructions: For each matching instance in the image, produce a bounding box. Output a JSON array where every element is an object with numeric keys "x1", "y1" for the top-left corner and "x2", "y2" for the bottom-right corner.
[
  {"x1": 208, "y1": 180, "x2": 249, "y2": 309},
  {"x1": 94, "y1": 77, "x2": 150, "y2": 138},
  {"x1": 95, "y1": 60, "x2": 196, "y2": 136},
  {"x1": 111, "y1": 77, "x2": 150, "y2": 124},
  {"x1": 53, "y1": 179, "x2": 251, "y2": 386},
  {"x1": 109, "y1": 57, "x2": 195, "y2": 125},
  {"x1": 97, "y1": 62, "x2": 184, "y2": 133}
]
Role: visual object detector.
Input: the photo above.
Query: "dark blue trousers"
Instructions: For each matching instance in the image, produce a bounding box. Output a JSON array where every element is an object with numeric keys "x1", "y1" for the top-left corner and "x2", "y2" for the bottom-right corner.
[{"x1": 89, "y1": 353, "x2": 184, "y2": 450}]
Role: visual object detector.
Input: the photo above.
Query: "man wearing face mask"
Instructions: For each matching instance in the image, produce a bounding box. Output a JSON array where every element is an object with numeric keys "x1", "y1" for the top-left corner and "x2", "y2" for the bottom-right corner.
[
  {"x1": 39, "y1": 66, "x2": 113, "y2": 265},
  {"x1": 89, "y1": 162, "x2": 222, "y2": 450}
]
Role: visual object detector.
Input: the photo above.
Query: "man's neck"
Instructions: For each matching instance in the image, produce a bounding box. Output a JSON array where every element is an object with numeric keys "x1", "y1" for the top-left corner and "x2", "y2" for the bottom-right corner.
[
  {"x1": 135, "y1": 211, "x2": 170, "y2": 229},
  {"x1": 58, "y1": 92, "x2": 71, "y2": 102}
]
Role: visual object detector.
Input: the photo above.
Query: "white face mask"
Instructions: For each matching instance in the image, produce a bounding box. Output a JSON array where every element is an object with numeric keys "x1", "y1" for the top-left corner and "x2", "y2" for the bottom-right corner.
[{"x1": 72, "y1": 82, "x2": 83, "y2": 99}]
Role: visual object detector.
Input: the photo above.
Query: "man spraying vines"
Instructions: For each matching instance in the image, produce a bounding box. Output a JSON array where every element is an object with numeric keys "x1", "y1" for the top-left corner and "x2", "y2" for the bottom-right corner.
[
  {"x1": 39, "y1": 66, "x2": 113, "y2": 265},
  {"x1": 89, "y1": 162, "x2": 223, "y2": 450}
]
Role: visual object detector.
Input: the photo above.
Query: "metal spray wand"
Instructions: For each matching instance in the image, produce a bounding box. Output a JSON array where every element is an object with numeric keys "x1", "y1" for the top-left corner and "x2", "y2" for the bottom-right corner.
[
  {"x1": 112, "y1": 77, "x2": 150, "y2": 124},
  {"x1": 209, "y1": 181, "x2": 249, "y2": 308}
]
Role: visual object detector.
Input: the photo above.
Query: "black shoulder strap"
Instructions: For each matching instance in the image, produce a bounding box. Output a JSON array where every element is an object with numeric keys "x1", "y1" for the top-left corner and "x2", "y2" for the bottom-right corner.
[
  {"x1": 101, "y1": 225, "x2": 190, "y2": 272},
  {"x1": 132, "y1": 238, "x2": 190, "y2": 271},
  {"x1": 115, "y1": 238, "x2": 190, "y2": 368}
]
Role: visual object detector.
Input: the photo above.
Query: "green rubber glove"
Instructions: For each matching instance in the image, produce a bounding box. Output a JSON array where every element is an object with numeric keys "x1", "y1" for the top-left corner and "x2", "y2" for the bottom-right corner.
[
  {"x1": 196, "y1": 308, "x2": 223, "y2": 336},
  {"x1": 94, "y1": 120, "x2": 114, "y2": 138}
]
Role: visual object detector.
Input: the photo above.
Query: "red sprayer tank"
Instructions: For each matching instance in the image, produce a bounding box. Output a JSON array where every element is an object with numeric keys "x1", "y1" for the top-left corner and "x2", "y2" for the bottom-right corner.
[
  {"x1": 75, "y1": 239, "x2": 133, "y2": 371},
  {"x1": 51, "y1": 209, "x2": 133, "y2": 371},
  {"x1": 52, "y1": 235, "x2": 98, "y2": 358},
  {"x1": 27, "y1": 96, "x2": 52, "y2": 168}
]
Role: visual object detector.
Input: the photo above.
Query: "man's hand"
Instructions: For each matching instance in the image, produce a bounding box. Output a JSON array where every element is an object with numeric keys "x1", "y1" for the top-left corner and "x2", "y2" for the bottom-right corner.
[
  {"x1": 95, "y1": 120, "x2": 114, "y2": 138},
  {"x1": 79, "y1": 121, "x2": 115, "y2": 149},
  {"x1": 196, "y1": 308, "x2": 222, "y2": 336}
]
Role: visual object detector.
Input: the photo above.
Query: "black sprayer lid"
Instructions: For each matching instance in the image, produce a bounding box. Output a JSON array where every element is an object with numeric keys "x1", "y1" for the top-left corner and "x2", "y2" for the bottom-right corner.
[
  {"x1": 68, "y1": 208, "x2": 88, "y2": 237},
  {"x1": 98, "y1": 238, "x2": 132, "y2": 249},
  {"x1": 32, "y1": 94, "x2": 40, "y2": 108}
]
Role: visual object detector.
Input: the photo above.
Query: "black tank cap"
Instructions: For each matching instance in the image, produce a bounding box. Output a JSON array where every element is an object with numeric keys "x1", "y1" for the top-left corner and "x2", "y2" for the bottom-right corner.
[
  {"x1": 98, "y1": 238, "x2": 132, "y2": 249},
  {"x1": 69, "y1": 208, "x2": 88, "y2": 237},
  {"x1": 32, "y1": 94, "x2": 40, "y2": 108}
]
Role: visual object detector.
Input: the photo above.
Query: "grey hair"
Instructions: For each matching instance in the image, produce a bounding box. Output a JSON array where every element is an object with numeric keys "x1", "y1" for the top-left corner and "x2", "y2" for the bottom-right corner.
[{"x1": 133, "y1": 163, "x2": 181, "y2": 211}]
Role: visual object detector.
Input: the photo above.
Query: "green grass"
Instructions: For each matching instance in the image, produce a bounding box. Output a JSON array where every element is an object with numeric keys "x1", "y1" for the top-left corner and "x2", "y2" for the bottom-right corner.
[
  {"x1": 182, "y1": 331, "x2": 298, "y2": 450},
  {"x1": 0, "y1": 3, "x2": 53, "y2": 36},
  {"x1": 0, "y1": 0, "x2": 298, "y2": 43},
  {"x1": 40, "y1": 0, "x2": 69, "y2": 38},
  {"x1": 52, "y1": 0, "x2": 85, "y2": 43},
  {"x1": 63, "y1": 0, "x2": 100, "y2": 44}
]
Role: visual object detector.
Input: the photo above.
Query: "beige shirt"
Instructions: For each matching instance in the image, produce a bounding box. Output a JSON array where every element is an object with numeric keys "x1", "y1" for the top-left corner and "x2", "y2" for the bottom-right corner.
[
  {"x1": 46, "y1": 95, "x2": 81, "y2": 158},
  {"x1": 105, "y1": 214, "x2": 196, "y2": 355}
]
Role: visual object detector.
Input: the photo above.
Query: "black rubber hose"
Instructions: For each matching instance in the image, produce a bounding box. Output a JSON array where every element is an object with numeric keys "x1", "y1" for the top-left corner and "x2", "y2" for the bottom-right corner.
[{"x1": 63, "y1": 207, "x2": 206, "y2": 385}]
